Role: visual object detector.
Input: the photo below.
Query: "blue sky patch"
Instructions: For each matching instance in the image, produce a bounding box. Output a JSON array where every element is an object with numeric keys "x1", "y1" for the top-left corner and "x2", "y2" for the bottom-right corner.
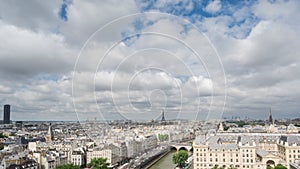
[
  {"x1": 135, "y1": 0, "x2": 260, "y2": 39},
  {"x1": 58, "y1": 0, "x2": 72, "y2": 21}
]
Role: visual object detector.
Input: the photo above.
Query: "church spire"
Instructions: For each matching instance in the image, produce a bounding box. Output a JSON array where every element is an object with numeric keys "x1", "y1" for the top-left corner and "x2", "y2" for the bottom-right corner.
[{"x1": 45, "y1": 123, "x2": 54, "y2": 142}]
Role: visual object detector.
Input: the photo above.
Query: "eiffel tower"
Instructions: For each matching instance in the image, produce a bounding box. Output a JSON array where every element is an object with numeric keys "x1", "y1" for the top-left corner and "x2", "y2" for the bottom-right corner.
[
  {"x1": 161, "y1": 110, "x2": 166, "y2": 122},
  {"x1": 269, "y1": 107, "x2": 273, "y2": 124}
]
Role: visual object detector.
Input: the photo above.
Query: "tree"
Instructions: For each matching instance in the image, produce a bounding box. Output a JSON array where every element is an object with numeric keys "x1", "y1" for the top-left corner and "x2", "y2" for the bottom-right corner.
[
  {"x1": 211, "y1": 165, "x2": 219, "y2": 169},
  {"x1": 0, "y1": 144, "x2": 4, "y2": 150},
  {"x1": 0, "y1": 133, "x2": 7, "y2": 138},
  {"x1": 55, "y1": 164, "x2": 80, "y2": 169},
  {"x1": 88, "y1": 158, "x2": 109, "y2": 169},
  {"x1": 274, "y1": 164, "x2": 287, "y2": 169},
  {"x1": 172, "y1": 150, "x2": 188, "y2": 168},
  {"x1": 158, "y1": 134, "x2": 169, "y2": 142},
  {"x1": 211, "y1": 165, "x2": 226, "y2": 169}
]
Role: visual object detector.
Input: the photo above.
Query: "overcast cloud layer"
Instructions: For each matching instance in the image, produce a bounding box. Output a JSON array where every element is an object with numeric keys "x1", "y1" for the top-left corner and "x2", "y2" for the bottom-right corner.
[{"x1": 0, "y1": 0, "x2": 299, "y2": 121}]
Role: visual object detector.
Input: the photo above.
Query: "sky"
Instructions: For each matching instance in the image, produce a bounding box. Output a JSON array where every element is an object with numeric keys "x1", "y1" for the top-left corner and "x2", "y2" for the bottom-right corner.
[{"x1": 0, "y1": 0, "x2": 299, "y2": 121}]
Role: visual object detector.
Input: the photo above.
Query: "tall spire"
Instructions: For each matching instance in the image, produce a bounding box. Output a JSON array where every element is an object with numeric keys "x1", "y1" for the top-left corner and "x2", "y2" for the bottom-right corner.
[
  {"x1": 161, "y1": 110, "x2": 165, "y2": 122},
  {"x1": 269, "y1": 107, "x2": 273, "y2": 124},
  {"x1": 45, "y1": 123, "x2": 54, "y2": 142}
]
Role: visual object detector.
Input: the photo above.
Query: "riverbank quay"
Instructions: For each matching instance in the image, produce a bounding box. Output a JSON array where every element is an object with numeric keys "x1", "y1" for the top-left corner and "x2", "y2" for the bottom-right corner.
[
  {"x1": 132, "y1": 146, "x2": 170, "y2": 169},
  {"x1": 143, "y1": 149, "x2": 171, "y2": 169}
]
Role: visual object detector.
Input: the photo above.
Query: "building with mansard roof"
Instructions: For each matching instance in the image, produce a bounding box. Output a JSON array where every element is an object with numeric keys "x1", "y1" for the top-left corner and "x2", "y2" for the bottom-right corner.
[{"x1": 193, "y1": 133, "x2": 300, "y2": 169}]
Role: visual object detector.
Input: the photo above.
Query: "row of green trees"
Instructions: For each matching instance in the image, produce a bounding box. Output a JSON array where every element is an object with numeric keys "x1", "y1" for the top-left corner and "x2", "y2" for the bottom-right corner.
[
  {"x1": 211, "y1": 164, "x2": 287, "y2": 169},
  {"x1": 211, "y1": 165, "x2": 236, "y2": 169},
  {"x1": 55, "y1": 154, "x2": 288, "y2": 169},
  {"x1": 55, "y1": 158, "x2": 109, "y2": 169},
  {"x1": 158, "y1": 134, "x2": 169, "y2": 142},
  {"x1": 267, "y1": 164, "x2": 287, "y2": 169}
]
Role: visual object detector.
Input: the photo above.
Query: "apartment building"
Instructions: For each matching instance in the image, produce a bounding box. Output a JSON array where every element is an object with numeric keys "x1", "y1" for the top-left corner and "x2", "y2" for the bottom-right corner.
[{"x1": 193, "y1": 132, "x2": 300, "y2": 169}]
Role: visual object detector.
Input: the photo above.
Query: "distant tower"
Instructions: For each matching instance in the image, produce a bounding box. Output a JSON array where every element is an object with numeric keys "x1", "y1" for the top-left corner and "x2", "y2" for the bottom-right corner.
[
  {"x1": 45, "y1": 123, "x2": 54, "y2": 142},
  {"x1": 269, "y1": 107, "x2": 273, "y2": 124},
  {"x1": 161, "y1": 110, "x2": 166, "y2": 122},
  {"x1": 3, "y1": 104, "x2": 10, "y2": 124}
]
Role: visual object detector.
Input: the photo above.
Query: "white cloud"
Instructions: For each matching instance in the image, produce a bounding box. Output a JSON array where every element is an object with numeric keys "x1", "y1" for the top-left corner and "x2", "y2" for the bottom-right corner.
[
  {"x1": 0, "y1": 0, "x2": 299, "y2": 121},
  {"x1": 205, "y1": 0, "x2": 221, "y2": 14},
  {"x1": 0, "y1": 21, "x2": 74, "y2": 77}
]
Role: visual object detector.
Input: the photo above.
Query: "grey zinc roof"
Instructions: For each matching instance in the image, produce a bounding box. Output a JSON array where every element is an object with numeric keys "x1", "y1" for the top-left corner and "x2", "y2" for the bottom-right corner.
[
  {"x1": 209, "y1": 143, "x2": 238, "y2": 150},
  {"x1": 256, "y1": 149, "x2": 270, "y2": 157},
  {"x1": 238, "y1": 135, "x2": 254, "y2": 146},
  {"x1": 194, "y1": 135, "x2": 206, "y2": 145},
  {"x1": 280, "y1": 135, "x2": 300, "y2": 146}
]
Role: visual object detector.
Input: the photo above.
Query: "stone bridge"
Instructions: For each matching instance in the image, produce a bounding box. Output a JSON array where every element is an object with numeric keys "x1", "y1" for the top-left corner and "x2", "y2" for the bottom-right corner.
[{"x1": 170, "y1": 143, "x2": 193, "y2": 151}]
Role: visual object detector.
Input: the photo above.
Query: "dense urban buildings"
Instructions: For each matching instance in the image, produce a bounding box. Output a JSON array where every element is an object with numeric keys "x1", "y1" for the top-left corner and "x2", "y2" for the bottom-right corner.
[
  {"x1": 0, "y1": 107, "x2": 299, "y2": 169},
  {"x1": 193, "y1": 132, "x2": 300, "y2": 169},
  {"x1": 0, "y1": 119, "x2": 195, "y2": 169},
  {"x1": 193, "y1": 115, "x2": 300, "y2": 169}
]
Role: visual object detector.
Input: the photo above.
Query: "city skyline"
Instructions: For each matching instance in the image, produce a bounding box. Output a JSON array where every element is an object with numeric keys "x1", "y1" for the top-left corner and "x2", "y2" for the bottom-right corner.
[{"x1": 0, "y1": 0, "x2": 299, "y2": 121}]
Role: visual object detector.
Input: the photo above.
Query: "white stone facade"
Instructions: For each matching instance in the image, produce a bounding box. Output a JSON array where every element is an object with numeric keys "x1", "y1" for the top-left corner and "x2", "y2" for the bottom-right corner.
[{"x1": 193, "y1": 133, "x2": 300, "y2": 169}]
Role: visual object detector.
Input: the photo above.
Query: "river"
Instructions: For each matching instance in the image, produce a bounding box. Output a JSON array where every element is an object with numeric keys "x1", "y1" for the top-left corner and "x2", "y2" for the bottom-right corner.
[{"x1": 149, "y1": 150, "x2": 177, "y2": 169}]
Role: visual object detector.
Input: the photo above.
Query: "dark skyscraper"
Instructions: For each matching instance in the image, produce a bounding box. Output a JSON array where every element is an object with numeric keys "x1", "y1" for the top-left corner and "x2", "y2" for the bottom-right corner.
[{"x1": 3, "y1": 104, "x2": 10, "y2": 124}]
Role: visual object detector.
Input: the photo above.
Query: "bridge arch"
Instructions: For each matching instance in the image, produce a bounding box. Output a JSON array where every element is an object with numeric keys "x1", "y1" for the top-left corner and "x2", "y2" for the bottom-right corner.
[
  {"x1": 170, "y1": 145, "x2": 193, "y2": 151},
  {"x1": 178, "y1": 147, "x2": 189, "y2": 151},
  {"x1": 170, "y1": 146, "x2": 177, "y2": 151}
]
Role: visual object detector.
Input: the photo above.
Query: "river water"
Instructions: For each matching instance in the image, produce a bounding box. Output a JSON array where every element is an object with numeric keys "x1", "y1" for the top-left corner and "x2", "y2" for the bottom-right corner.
[{"x1": 149, "y1": 150, "x2": 177, "y2": 169}]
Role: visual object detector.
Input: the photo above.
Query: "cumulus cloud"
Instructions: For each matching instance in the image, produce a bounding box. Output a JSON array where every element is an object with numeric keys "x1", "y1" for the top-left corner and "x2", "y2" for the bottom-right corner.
[
  {"x1": 0, "y1": 0, "x2": 299, "y2": 121},
  {"x1": 205, "y1": 0, "x2": 221, "y2": 14},
  {"x1": 0, "y1": 21, "x2": 74, "y2": 78}
]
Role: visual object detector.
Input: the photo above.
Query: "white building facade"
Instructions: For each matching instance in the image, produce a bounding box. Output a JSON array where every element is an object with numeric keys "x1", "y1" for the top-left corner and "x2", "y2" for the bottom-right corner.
[{"x1": 193, "y1": 133, "x2": 300, "y2": 169}]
